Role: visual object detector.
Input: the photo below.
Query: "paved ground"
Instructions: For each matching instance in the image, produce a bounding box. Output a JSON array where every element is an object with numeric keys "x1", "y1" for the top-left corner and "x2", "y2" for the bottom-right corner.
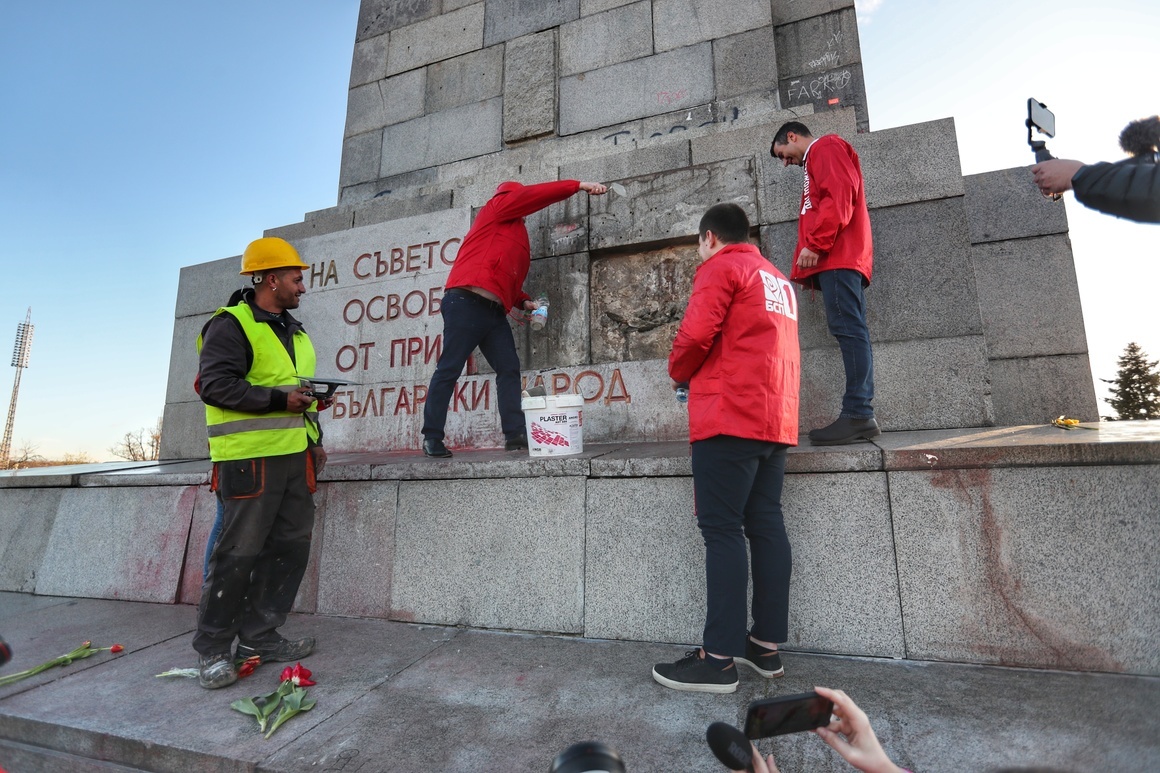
[{"x1": 1, "y1": 593, "x2": 1157, "y2": 772}]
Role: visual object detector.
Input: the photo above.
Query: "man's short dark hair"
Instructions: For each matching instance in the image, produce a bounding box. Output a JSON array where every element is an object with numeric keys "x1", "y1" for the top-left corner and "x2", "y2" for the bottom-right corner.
[
  {"x1": 699, "y1": 203, "x2": 750, "y2": 244},
  {"x1": 771, "y1": 121, "x2": 812, "y2": 154}
]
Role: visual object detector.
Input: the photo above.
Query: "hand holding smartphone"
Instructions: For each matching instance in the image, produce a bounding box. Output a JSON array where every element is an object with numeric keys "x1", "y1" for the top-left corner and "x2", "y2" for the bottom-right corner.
[{"x1": 744, "y1": 691, "x2": 835, "y2": 739}]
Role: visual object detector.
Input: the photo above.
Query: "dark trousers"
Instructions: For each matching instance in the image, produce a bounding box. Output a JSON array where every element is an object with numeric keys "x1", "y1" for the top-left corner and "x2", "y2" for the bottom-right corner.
[
  {"x1": 422, "y1": 289, "x2": 525, "y2": 441},
  {"x1": 692, "y1": 435, "x2": 792, "y2": 658},
  {"x1": 193, "y1": 451, "x2": 315, "y2": 655},
  {"x1": 817, "y1": 268, "x2": 875, "y2": 418}
]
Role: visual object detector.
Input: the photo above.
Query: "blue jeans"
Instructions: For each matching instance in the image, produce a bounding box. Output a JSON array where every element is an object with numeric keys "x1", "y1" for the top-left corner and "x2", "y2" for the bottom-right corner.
[
  {"x1": 817, "y1": 269, "x2": 875, "y2": 419},
  {"x1": 422, "y1": 290, "x2": 525, "y2": 441},
  {"x1": 692, "y1": 436, "x2": 792, "y2": 658}
]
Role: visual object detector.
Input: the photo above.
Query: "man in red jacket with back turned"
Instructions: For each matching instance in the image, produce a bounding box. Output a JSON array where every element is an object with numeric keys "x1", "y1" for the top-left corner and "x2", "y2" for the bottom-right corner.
[
  {"x1": 652, "y1": 203, "x2": 800, "y2": 693},
  {"x1": 771, "y1": 121, "x2": 878, "y2": 445},
  {"x1": 421, "y1": 179, "x2": 607, "y2": 458}
]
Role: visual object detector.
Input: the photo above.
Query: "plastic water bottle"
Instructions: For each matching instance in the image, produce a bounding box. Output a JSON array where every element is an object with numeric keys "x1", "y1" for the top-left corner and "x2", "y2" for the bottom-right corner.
[
  {"x1": 675, "y1": 384, "x2": 689, "y2": 403},
  {"x1": 530, "y1": 294, "x2": 549, "y2": 331}
]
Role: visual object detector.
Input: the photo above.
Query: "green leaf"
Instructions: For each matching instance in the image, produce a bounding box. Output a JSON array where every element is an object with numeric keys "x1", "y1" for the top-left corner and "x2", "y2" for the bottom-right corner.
[{"x1": 230, "y1": 698, "x2": 269, "y2": 732}]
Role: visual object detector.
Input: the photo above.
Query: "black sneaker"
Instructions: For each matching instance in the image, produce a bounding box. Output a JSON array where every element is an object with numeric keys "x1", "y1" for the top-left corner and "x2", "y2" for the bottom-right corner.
[
  {"x1": 198, "y1": 652, "x2": 238, "y2": 689},
  {"x1": 652, "y1": 649, "x2": 738, "y2": 694},
  {"x1": 735, "y1": 638, "x2": 784, "y2": 678},
  {"x1": 504, "y1": 434, "x2": 529, "y2": 451},
  {"x1": 235, "y1": 636, "x2": 315, "y2": 663},
  {"x1": 808, "y1": 417, "x2": 880, "y2": 445}
]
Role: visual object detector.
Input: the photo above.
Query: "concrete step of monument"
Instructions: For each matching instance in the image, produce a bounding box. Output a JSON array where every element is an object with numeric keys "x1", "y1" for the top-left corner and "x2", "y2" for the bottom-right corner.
[{"x1": 0, "y1": 593, "x2": 1156, "y2": 772}]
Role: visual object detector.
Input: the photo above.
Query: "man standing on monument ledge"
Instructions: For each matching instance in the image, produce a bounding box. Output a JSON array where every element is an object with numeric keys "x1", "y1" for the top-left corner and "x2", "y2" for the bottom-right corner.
[
  {"x1": 193, "y1": 236, "x2": 327, "y2": 689},
  {"x1": 420, "y1": 178, "x2": 608, "y2": 458},
  {"x1": 771, "y1": 121, "x2": 879, "y2": 446}
]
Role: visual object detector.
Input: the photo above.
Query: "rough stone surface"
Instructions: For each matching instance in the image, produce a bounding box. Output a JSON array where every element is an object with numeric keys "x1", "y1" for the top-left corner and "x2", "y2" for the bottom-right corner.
[
  {"x1": 378, "y1": 68, "x2": 427, "y2": 127},
  {"x1": 352, "y1": 190, "x2": 454, "y2": 227},
  {"x1": 35, "y1": 487, "x2": 199, "y2": 603},
  {"x1": 173, "y1": 255, "x2": 242, "y2": 319},
  {"x1": 713, "y1": 24, "x2": 780, "y2": 99},
  {"x1": 965, "y1": 166, "x2": 1070, "y2": 244},
  {"x1": 772, "y1": 0, "x2": 855, "y2": 26},
  {"x1": 356, "y1": 0, "x2": 440, "y2": 41},
  {"x1": 525, "y1": 189, "x2": 589, "y2": 260},
  {"x1": 874, "y1": 422, "x2": 1160, "y2": 472},
  {"x1": 988, "y1": 354, "x2": 1100, "y2": 426},
  {"x1": 0, "y1": 489, "x2": 62, "y2": 592},
  {"x1": 349, "y1": 32, "x2": 389, "y2": 88},
  {"x1": 774, "y1": 7, "x2": 861, "y2": 79},
  {"x1": 581, "y1": 0, "x2": 639, "y2": 14},
  {"x1": 971, "y1": 234, "x2": 1088, "y2": 359},
  {"x1": 1, "y1": 595, "x2": 1156, "y2": 771},
  {"x1": 316, "y1": 481, "x2": 398, "y2": 618},
  {"x1": 503, "y1": 30, "x2": 557, "y2": 142},
  {"x1": 588, "y1": 157, "x2": 758, "y2": 250},
  {"x1": 589, "y1": 242, "x2": 698, "y2": 363},
  {"x1": 890, "y1": 465, "x2": 1160, "y2": 674},
  {"x1": 518, "y1": 253, "x2": 592, "y2": 370},
  {"x1": 163, "y1": 313, "x2": 209, "y2": 405},
  {"x1": 483, "y1": 0, "x2": 578, "y2": 46},
  {"x1": 159, "y1": 400, "x2": 206, "y2": 461},
  {"x1": 857, "y1": 198, "x2": 982, "y2": 344},
  {"x1": 379, "y1": 98, "x2": 502, "y2": 177},
  {"x1": 558, "y1": 141, "x2": 692, "y2": 186},
  {"x1": 780, "y1": 63, "x2": 867, "y2": 131},
  {"x1": 652, "y1": 0, "x2": 772, "y2": 53},
  {"x1": 391, "y1": 477, "x2": 586, "y2": 631},
  {"x1": 799, "y1": 336, "x2": 995, "y2": 432},
  {"x1": 425, "y1": 45, "x2": 503, "y2": 114},
  {"x1": 339, "y1": 129, "x2": 384, "y2": 188},
  {"x1": 559, "y1": 1, "x2": 652, "y2": 77},
  {"x1": 781, "y1": 471, "x2": 903, "y2": 656},
  {"x1": 345, "y1": 81, "x2": 389, "y2": 137},
  {"x1": 851, "y1": 118, "x2": 965, "y2": 208},
  {"x1": 386, "y1": 3, "x2": 485, "y2": 76},
  {"x1": 264, "y1": 207, "x2": 356, "y2": 242},
  {"x1": 559, "y1": 43, "x2": 715, "y2": 135},
  {"x1": 176, "y1": 485, "x2": 216, "y2": 605},
  {"x1": 585, "y1": 472, "x2": 905, "y2": 657}
]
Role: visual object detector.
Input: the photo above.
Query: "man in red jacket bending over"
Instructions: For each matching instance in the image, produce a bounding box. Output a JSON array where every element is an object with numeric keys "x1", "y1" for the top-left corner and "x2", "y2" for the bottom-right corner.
[
  {"x1": 771, "y1": 121, "x2": 878, "y2": 445},
  {"x1": 421, "y1": 179, "x2": 607, "y2": 458},
  {"x1": 653, "y1": 203, "x2": 801, "y2": 693}
]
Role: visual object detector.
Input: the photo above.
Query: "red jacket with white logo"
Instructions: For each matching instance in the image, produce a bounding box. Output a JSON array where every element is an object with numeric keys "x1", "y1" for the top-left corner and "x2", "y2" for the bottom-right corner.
[
  {"x1": 445, "y1": 179, "x2": 581, "y2": 310},
  {"x1": 792, "y1": 134, "x2": 873, "y2": 288},
  {"x1": 669, "y1": 243, "x2": 800, "y2": 445}
]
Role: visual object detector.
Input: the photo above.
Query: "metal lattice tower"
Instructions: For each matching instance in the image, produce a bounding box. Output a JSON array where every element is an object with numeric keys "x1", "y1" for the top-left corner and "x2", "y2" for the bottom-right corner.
[{"x1": 1, "y1": 308, "x2": 34, "y2": 468}]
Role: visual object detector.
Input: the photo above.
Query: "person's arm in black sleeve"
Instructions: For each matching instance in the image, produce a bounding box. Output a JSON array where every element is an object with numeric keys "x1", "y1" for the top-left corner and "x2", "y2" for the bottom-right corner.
[
  {"x1": 197, "y1": 314, "x2": 290, "y2": 412},
  {"x1": 1072, "y1": 158, "x2": 1160, "y2": 223}
]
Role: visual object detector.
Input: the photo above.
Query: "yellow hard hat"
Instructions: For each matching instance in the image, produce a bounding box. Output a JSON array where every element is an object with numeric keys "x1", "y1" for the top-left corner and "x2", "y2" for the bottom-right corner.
[{"x1": 240, "y1": 237, "x2": 309, "y2": 275}]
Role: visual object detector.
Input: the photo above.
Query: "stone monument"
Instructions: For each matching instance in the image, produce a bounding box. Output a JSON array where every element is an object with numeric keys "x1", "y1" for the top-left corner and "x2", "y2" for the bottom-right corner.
[{"x1": 160, "y1": 0, "x2": 1097, "y2": 458}]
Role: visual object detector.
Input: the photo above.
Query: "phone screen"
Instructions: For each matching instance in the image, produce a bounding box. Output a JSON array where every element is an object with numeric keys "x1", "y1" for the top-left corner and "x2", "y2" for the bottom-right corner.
[
  {"x1": 1027, "y1": 98, "x2": 1055, "y2": 137},
  {"x1": 744, "y1": 692, "x2": 835, "y2": 739}
]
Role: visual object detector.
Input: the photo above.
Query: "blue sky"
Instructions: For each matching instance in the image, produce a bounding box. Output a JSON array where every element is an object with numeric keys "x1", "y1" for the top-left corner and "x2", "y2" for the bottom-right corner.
[{"x1": 1, "y1": 0, "x2": 1157, "y2": 460}]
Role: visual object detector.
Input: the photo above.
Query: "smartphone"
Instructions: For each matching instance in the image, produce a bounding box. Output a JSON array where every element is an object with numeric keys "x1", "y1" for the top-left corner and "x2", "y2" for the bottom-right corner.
[
  {"x1": 1027, "y1": 98, "x2": 1055, "y2": 138},
  {"x1": 743, "y1": 691, "x2": 835, "y2": 739}
]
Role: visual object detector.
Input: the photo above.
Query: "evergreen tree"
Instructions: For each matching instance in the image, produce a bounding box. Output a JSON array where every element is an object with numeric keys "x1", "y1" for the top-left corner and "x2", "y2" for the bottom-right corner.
[{"x1": 1102, "y1": 342, "x2": 1160, "y2": 420}]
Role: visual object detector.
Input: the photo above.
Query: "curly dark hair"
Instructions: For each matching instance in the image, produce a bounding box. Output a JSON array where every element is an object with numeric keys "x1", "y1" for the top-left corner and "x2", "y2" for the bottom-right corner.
[{"x1": 1119, "y1": 116, "x2": 1160, "y2": 156}]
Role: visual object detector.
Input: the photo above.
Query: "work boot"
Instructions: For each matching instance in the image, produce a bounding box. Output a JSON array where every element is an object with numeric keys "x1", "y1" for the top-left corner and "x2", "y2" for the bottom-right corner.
[
  {"x1": 198, "y1": 652, "x2": 238, "y2": 689},
  {"x1": 423, "y1": 437, "x2": 452, "y2": 458},
  {"x1": 504, "y1": 433, "x2": 529, "y2": 451},
  {"x1": 235, "y1": 636, "x2": 315, "y2": 663},
  {"x1": 808, "y1": 417, "x2": 880, "y2": 446}
]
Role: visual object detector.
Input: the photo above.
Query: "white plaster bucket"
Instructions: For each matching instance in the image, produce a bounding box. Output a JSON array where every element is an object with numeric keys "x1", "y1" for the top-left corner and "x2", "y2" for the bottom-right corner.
[{"x1": 520, "y1": 393, "x2": 584, "y2": 456}]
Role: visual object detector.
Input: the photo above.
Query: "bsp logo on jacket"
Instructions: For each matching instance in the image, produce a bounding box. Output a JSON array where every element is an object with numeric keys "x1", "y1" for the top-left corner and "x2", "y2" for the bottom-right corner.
[{"x1": 760, "y1": 270, "x2": 798, "y2": 320}]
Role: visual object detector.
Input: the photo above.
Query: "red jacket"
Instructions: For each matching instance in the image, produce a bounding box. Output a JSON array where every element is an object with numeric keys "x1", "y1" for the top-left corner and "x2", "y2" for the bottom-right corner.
[
  {"x1": 445, "y1": 179, "x2": 582, "y2": 309},
  {"x1": 669, "y1": 243, "x2": 800, "y2": 445},
  {"x1": 792, "y1": 134, "x2": 873, "y2": 288}
]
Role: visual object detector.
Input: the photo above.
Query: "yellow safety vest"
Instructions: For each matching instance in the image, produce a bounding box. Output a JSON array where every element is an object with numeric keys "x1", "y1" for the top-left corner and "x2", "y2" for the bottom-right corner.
[{"x1": 197, "y1": 304, "x2": 319, "y2": 462}]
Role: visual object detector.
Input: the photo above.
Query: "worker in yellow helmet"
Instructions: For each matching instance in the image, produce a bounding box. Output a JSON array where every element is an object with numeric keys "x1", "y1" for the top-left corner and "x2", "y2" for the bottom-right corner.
[{"x1": 192, "y1": 236, "x2": 328, "y2": 689}]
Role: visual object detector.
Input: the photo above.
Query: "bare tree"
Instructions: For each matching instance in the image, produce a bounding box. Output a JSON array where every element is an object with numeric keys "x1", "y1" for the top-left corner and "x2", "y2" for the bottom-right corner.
[
  {"x1": 4, "y1": 439, "x2": 43, "y2": 469},
  {"x1": 109, "y1": 416, "x2": 163, "y2": 461}
]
